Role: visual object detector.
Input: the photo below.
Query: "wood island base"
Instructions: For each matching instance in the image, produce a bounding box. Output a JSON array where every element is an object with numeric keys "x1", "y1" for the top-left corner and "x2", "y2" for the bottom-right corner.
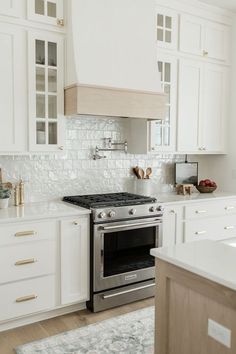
[{"x1": 155, "y1": 260, "x2": 236, "y2": 354}]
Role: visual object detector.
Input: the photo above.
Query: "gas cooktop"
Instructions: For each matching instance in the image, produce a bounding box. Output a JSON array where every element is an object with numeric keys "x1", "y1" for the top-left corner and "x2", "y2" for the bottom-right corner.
[{"x1": 63, "y1": 192, "x2": 157, "y2": 208}]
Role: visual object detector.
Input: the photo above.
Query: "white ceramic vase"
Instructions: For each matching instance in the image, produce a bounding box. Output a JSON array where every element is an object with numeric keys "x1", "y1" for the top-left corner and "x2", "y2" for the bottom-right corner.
[{"x1": 0, "y1": 198, "x2": 9, "y2": 209}]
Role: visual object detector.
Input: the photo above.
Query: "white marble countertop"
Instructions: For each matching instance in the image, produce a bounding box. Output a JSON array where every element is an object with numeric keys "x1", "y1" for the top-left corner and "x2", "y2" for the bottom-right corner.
[
  {"x1": 151, "y1": 238, "x2": 236, "y2": 291},
  {"x1": 156, "y1": 192, "x2": 236, "y2": 205},
  {"x1": 0, "y1": 201, "x2": 90, "y2": 224}
]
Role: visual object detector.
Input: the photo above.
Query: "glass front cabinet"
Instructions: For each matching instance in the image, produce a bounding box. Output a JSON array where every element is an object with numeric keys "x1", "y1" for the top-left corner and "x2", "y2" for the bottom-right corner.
[
  {"x1": 149, "y1": 53, "x2": 177, "y2": 152},
  {"x1": 28, "y1": 31, "x2": 64, "y2": 151},
  {"x1": 27, "y1": 0, "x2": 64, "y2": 27},
  {"x1": 156, "y1": 6, "x2": 178, "y2": 50}
]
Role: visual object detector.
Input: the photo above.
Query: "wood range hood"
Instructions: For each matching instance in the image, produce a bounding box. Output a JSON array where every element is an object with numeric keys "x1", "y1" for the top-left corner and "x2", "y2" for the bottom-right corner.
[{"x1": 64, "y1": 0, "x2": 166, "y2": 120}]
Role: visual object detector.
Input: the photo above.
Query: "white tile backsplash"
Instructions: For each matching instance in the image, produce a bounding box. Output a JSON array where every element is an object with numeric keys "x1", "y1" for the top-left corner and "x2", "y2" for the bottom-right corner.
[{"x1": 0, "y1": 116, "x2": 184, "y2": 202}]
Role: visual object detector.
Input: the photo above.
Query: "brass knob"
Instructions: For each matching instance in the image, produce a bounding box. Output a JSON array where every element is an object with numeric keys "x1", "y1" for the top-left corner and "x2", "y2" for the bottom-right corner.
[
  {"x1": 57, "y1": 18, "x2": 64, "y2": 27},
  {"x1": 73, "y1": 221, "x2": 79, "y2": 225},
  {"x1": 59, "y1": 146, "x2": 64, "y2": 150},
  {"x1": 203, "y1": 50, "x2": 209, "y2": 56}
]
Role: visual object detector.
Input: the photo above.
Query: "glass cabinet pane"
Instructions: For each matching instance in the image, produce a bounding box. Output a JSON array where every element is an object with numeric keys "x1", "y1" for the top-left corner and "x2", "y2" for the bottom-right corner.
[
  {"x1": 157, "y1": 14, "x2": 164, "y2": 27},
  {"x1": 47, "y1": 2, "x2": 56, "y2": 17},
  {"x1": 48, "y1": 69, "x2": 57, "y2": 92},
  {"x1": 164, "y1": 126, "x2": 170, "y2": 146},
  {"x1": 49, "y1": 122, "x2": 57, "y2": 144},
  {"x1": 165, "y1": 16, "x2": 172, "y2": 29},
  {"x1": 36, "y1": 122, "x2": 46, "y2": 144},
  {"x1": 48, "y1": 95, "x2": 57, "y2": 118},
  {"x1": 165, "y1": 63, "x2": 171, "y2": 82},
  {"x1": 165, "y1": 31, "x2": 172, "y2": 43},
  {"x1": 36, "y1": 67, "x2": 45, "y2": 91},
  {"x1": 157, "y1": 29, "x2": 163, "y2": 41},
  {"x1": 35, "y1": 0, "x2": 45, "y2": 15},
  {"x1": 36, "y1": 40, "x2": 45, "y2": 65},
  {"x1": 48, "y1": 42, "x2": 57, "y2": 66},
  {"x1": 36, "y1": 94, "x2": 45, "y2": 118}
]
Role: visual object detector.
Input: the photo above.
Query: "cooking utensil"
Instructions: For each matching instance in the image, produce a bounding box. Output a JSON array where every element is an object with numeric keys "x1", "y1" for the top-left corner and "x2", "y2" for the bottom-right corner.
[
  {"x1": 137, "y1": 168, "x2": 145, "y2": 179},
  {"x1": 146, "y1": 167, "x2": 152, "y2": 179},
  {"x1": 133, "y1": 167, "x2": 140, "y2": 179}
]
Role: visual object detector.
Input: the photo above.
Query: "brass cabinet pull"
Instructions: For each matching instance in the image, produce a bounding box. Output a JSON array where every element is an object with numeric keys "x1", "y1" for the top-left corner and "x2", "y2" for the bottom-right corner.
[
  {"x1": 203, "y1": 50, "x2": 209, "y2": 56},
  {"x1": 195, "y1": 210, "x2": 207, "y2": 214},
  {"x1": 15, "y1": 231, "x2": 37, "y2": 237},
  {"x1": 57, "y1": 18, "x2": 64, "y2": 26},
  {"x1": 73, "y1": 221, "x2": 79, "y2": 225},
  {"x1": 224, "y1": 226, "x2": 235, "y2": 230},
  {"x1": 195, "y1": 230, "x2": 206, "y2": 235},
  {"x1": 15, "y1": 258, "x2": 37, "y2": 266},
  {"x1": 16, "y1": 294, "x2": 37, "y2": 303},
  {"x1": 225, "y1": 206, "x2": 235, "y2": 210}
]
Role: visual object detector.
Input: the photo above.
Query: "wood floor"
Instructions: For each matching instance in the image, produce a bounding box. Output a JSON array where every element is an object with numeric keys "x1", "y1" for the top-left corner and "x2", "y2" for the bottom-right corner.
[{"x1": 0, "y1": 298, "x2": 154, "y2": 354}]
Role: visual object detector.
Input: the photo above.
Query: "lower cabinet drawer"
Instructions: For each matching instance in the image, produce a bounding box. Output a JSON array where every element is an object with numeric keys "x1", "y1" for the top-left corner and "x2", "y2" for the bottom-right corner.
[
  {"x1": 0, "y1": 221, "x2": 57, "y2": 246},
  {"x1": 0, "y1": 276, "x2": 56, "y2": 322},
  {"x1": 0, "y1": 240, "x2": 56, "y2": 285},
  {"x1": 185, "y1": 220, "x2": 215, "y2": 242},
  {"x1": 185, "y1": 215, "x2": 236, "y2": 242}
]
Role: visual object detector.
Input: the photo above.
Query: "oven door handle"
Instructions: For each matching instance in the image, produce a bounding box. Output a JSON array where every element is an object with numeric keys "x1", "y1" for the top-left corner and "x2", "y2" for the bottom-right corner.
[
  {"x1": 101, "y1": 219, "x2": 162, "y2": 231},
  {"x1": 102, "y1": 283, "x2": 155, "y2": 299}
]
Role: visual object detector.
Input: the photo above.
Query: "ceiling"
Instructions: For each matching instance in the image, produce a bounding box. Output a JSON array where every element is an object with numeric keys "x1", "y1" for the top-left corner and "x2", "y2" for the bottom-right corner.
[{"x1": 199, "y1": 0, "x2": 236, "y2": 12}]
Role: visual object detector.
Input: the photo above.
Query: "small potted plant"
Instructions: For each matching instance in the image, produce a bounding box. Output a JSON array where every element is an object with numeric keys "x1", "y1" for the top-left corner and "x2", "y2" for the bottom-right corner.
[{"x1": 0, "y1": 184, "x2": 11, "y2": 209}]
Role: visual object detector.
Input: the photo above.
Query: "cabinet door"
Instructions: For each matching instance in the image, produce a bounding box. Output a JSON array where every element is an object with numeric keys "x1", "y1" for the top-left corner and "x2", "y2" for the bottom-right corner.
[
  {"x1": 60, "y1": 217, "x2": 89, "y2": 305},
  {"x1": 178, "y1": 59, "x2": 202, "y2": 152},
  {"x1": 0, "y1": 24, "x2": 27, "y2": 152},
  {"x1": 180, "y1": 15, "x2": 204, "y2": 56},
  {"x1": 204, "y1": 22, "x2": 230, "y2": 62},
  {"x1": 201, "y1": 64, "x2": 227, "y2": 152},
  {"x1": 0, "y1": 0, "x2": 21, "y2": 17},
  {"x1": 156, "y1": 6, "x2": 178, "y2": 50},
  {"x1": 27, "y1": 0, "x2": 64, "y2": 27},
  {"x1": 163, "y1": 206, "x2": 183, "y2": 246},
  {"x1": 150, "y1": 53, "x2": 177, "y2": 152},
  {"x1": 28, "y1": 31, "x2": 65, "y2": 152}
]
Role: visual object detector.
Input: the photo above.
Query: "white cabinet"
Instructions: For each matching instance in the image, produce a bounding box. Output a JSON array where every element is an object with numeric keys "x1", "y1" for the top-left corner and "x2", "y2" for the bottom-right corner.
[
  {"x1": 28, "y1": 31, "x2": 65, "y2": 152},
  {"x1": 27, "y1": 0, "x2": 64, "y2": 27},
  {"x1": 150, "y1": 53, "x2": 177, "y2": 152},
  {"x1": 178, "y1": 59, "x2": 202, "y2": 152},
  {"x1": 163, "y1": 205, "x2": 183, "y2": 246},
  {"x1": 156, "y1": 6, "x2": 178, "y2": 50},
  {"x1": 201, "y1": 64, "x2": 227, "y2": 152},
  {"x1": 60, "y1": 216, "x2": 89, "y2": 305},
  {"x1": 0, "y1": 24, "x2": 27, "y2": 152},
  {"x1": 180, "y1": 14, "x2": 230, "y2": 63},
  {"x1": 0, "y1": 0, "x2": 21, "y2": 17},
  {"x1": 178, "y1": 58, "x2": 227, "y2": 153}
]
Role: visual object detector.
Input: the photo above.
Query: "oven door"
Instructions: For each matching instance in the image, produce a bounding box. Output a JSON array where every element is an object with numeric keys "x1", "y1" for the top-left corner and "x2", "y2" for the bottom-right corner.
[{"x1": 93, "y1": 217, "x2": 162, "y2": 292}]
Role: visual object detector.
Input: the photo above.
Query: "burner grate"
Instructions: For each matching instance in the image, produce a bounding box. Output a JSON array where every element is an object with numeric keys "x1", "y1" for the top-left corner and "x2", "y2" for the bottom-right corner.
[{"x1": 63, "y1": 192, "x2": 156, "y2": 209}]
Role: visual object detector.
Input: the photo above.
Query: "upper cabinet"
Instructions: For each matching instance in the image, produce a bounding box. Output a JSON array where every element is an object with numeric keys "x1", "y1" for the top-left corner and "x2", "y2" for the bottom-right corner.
[
  {"x1": 180, "y1": 14, "x2": 230, "y2": 63},
  {"x1": 178, "y1": 59, "x2": 227, "y2": 153},
  {"x1": 27, "y1": 0, "x2": 64, "y2": 27},
  {"x1": 156, "y1": 6, "x2": 178, "y2": 50},
  {"x1": 0, "y1": 24, "x2": 27, "y2": 152},
  {"x1": 28, "y1": 31, "x2": 65, "y2": 151},
  {"x1": 0, "y1": 0, "x2": 22, "y2": 17},
  {"x1": 149, "y1": 53, "x2": 177, "y2": 152}
]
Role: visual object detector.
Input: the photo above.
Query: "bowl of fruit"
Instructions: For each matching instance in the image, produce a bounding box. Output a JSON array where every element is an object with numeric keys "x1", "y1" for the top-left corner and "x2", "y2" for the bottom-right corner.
[{"x1": 196, "y1": 179, "x2": 217, "y2": 193}]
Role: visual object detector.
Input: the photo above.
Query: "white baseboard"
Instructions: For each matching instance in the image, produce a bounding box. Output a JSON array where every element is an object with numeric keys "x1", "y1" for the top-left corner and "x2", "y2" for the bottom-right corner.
[{"x1": 0, "y1": 302, "x2": 87, "y2": 332}]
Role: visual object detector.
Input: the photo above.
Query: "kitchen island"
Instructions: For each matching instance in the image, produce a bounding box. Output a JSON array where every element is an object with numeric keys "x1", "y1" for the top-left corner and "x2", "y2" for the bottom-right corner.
[{"x1": 151, "y1": 239, "x2": 236, "y2": 354}]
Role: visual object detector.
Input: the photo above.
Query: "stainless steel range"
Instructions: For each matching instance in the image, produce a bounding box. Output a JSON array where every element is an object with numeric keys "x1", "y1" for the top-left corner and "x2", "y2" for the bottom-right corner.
[{"x1": 63, "y1": 192, "x2": 164, "y2": 312}]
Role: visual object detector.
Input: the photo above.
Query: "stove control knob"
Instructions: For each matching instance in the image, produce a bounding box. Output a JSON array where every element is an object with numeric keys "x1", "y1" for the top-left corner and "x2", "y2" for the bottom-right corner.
[
  {"x1": 129, "y1": 208, "x2": 136, "y2": 215},
  {"x1": 149, "y1": 206, "x2": 155, "y2": 212},
  {"x1": 98, "y1": 211, "x2": 106, "y2": 219},
  {"x1": 108, "y1": 210, "x2": 116, "y2": 218},
  {"x1": 156, "y1": 205, "x2": 164, "y2": 212}
]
